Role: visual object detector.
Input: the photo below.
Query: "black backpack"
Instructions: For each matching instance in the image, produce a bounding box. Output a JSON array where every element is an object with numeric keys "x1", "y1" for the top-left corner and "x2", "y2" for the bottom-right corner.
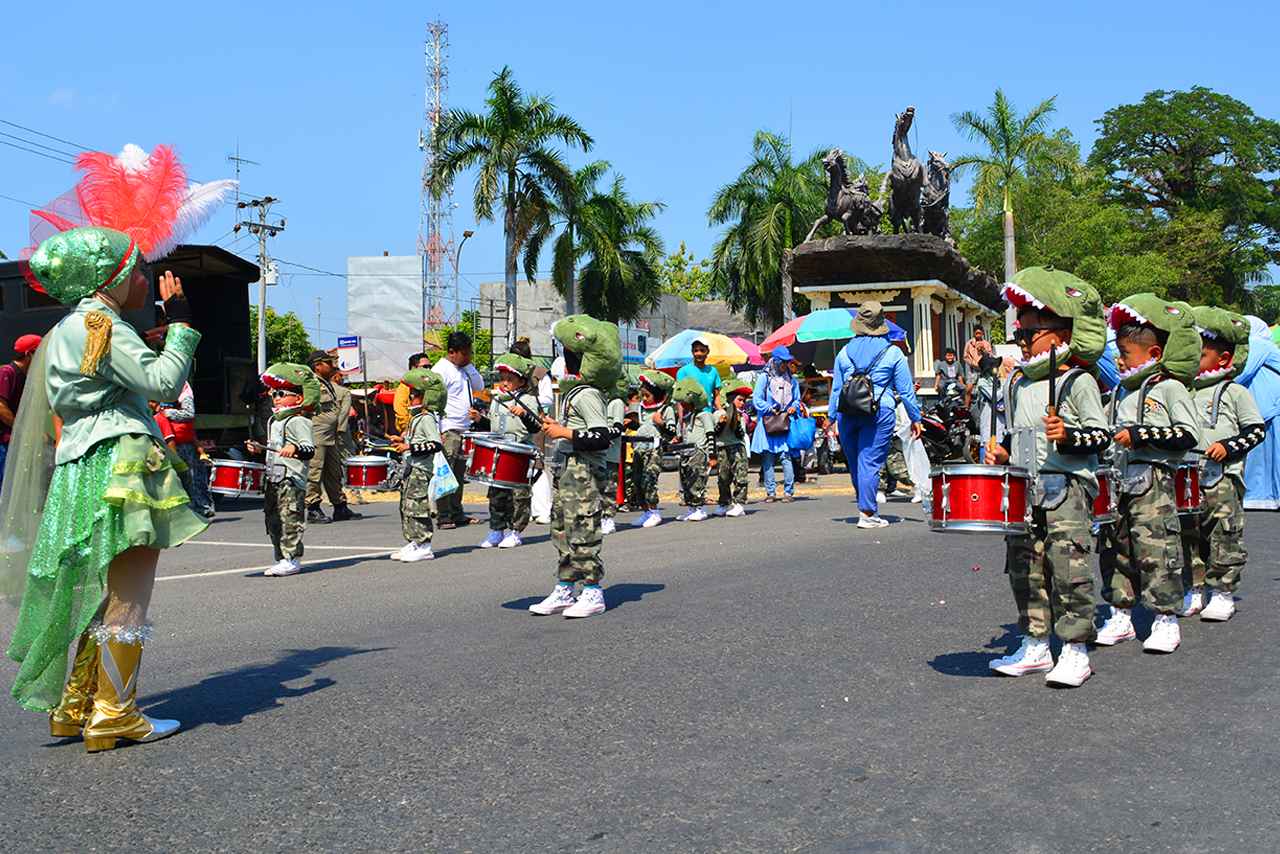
[{"x1": 837, "y1": 343, "x2": 891, "y2": 419}]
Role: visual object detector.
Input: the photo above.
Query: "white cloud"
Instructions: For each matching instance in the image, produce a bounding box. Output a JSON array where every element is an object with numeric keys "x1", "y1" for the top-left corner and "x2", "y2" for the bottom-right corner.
[{"x1": 47, "y1": 87, "x2": 75, "y2": 107}]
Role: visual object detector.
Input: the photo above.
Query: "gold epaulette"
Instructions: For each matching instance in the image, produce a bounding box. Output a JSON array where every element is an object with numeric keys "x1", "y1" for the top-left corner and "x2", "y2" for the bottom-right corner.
[{"x1": 80, "y1": 311, "x2": 113, "y2": 376}]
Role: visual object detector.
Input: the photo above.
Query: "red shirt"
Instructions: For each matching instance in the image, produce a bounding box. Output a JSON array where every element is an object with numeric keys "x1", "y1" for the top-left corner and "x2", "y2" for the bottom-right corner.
[
  {"x1": 0, "y1": 362, "x2": 26, "y2": 445},
  {"x1": 153, "y1": 412, "x2": 176, "y2": 444}
]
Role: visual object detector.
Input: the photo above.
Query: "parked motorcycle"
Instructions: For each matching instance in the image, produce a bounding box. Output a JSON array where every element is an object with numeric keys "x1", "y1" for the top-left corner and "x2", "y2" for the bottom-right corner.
[{"x1": 920, "y1": 385, "x2": 976, "y2": 464}]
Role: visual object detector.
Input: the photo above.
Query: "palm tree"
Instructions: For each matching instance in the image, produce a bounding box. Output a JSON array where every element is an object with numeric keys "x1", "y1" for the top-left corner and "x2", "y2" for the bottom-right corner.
[
  {"x1": 574, "y1": 175, "x2": 667, "y2": 323},
  {"x1": 707, "y1": 131, "x2": 846, "y2": 327},
  {"x1": 539, "y1": 160, "x2": 611, "y2": 316},
  {"x1": 950, "y1": 90, "x2": 1061, "y2": 318},
  {"x1": 432, "y1": 66, "x2": 592, "y2": 345}
]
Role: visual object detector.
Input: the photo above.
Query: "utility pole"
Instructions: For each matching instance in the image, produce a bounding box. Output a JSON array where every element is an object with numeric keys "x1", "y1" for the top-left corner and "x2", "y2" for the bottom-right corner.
[
  {"x1": 453, "y1": 229, "x2": 473, "y2": 323},
  {"x1": 236, "y1": 197, "x2": 285, "y2": 373},
  {"x1": 226, "y1": 146, "x2": 259, "y2": 228}
]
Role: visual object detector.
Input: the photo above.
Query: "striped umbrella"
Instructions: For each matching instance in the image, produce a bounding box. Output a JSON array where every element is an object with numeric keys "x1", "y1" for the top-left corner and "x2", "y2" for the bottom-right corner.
[{"x1": 644, "y1": 329, "x2": 749, "y2": 369}]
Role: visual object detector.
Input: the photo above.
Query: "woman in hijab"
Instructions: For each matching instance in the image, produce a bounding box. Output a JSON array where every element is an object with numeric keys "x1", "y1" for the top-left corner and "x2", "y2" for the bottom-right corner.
[
  {"x1": 751, "y1": 345, "x2": 802, "y2": 501},
  {"x1": 830, "y1": 302, "x2": 922, "y2": 528}
]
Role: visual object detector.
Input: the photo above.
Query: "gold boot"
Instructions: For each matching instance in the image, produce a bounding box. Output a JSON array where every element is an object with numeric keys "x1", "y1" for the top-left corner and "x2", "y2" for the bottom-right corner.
[
  {"x1": 49, "y1": 632, "x2": 100, "y2": 738},
  {"x1": 83, "y1": 627, "x2": 180, "y2": 753}
]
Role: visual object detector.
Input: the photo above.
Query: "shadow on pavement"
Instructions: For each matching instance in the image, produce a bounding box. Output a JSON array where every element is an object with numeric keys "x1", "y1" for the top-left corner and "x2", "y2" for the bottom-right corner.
[
  {"x1": 500, "y1": 582, "x2": 666, "y2": 612},
  {"x1": 141, "y1": 646, "x2": 387, "y2": 731},
  {"x1": 928, "y1": 624, "x2": 1021, "y2": 677}
]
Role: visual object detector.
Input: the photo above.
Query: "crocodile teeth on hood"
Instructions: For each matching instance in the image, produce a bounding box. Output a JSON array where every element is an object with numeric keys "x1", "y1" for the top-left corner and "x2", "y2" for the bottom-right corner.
[
  {"x1": 1107, "y1": 303, "x2": 1148, "y2": 330},
  {"x1": 1196, "y1": 364, "x2": 1232, "y2": 380},
  {"x1": 1118, "y1": 355, "x2": 1158, "y2": 379},
  {"x1": 1019, "y1": 343, "x2": 1070, "y2": 368},
  {"x1": 1001, "y1": 283, "x2": 1045, "y2": 311}
]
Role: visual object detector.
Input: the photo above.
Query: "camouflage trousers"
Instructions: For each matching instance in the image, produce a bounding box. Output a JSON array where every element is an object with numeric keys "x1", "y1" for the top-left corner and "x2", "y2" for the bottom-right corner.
[
  {"x1": 599, "y1": 460, "x2": 620, "y2": 519},
  {"x1": 1099, "y1": 466, "x2": 1184, "y2": 614},
  {"x1": 1184, "y1": 477, "x2": 1248, "y2": 593},
  {"x1": 265, "y1": 478, "x2": 306, "y2": 560},
  {"x1": 878, "y1": 437, "x2": 912, "y2": 492},
  {"x1": 1004, "y1": 476, "x2": 1097, "y2": 643},
  {"x1": 552, "y1": 456, "x2": 605, "y2": 584},
  {"x1": 631, "y1": 447, "x2": 661, "y2": 509},
  {"x1": 488, "y1": 485, "x2": 531, "y2": 533},
  {"x1": 399, "y1": 465, "x2": 434, "y2": 545},
  {"x1": 680, "y1": 447, "x2": 709, "y2": 507},
  {"x1": 716, "y1": 444, "x2": 749, "y2": 506}
]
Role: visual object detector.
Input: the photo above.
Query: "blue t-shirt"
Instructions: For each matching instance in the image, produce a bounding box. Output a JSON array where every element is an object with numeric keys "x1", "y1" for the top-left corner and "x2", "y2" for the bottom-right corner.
[{"x1": 676, "y1": 362, "x2": 722, "y2": 412}]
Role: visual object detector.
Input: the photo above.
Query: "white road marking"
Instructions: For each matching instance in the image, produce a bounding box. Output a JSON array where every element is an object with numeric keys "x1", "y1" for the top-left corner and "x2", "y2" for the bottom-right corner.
[
  {"x1": 187, "y1": 540, "x2": 401, "y2": 551},
  {"x1": 158, "y1": 549, "x2": 396, "y2": 582}
]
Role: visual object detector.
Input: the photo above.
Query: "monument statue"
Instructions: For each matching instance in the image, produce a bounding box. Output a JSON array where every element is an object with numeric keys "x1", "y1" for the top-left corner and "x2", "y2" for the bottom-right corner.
[
  {"x1": 884, "y1": 106, "x2": 924, "y2": 234},
  {"x1": 804, "y1": 149, "x2": 883, "y2": 242},
  {"x1": 921, "y1": 150, "x2": 953, "y2": 244}
]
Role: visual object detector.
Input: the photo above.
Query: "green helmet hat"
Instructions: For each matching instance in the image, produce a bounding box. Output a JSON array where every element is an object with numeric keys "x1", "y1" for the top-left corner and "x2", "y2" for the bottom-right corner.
[
  {"x1": 1190, "y1": 306, "x2": 1252, "y2": 387},
  {"x1": 401, "y1": 368, "x2": 447, "y2": 415},
  {"x1": 262, "y1": 363, "x2": 322, "y2": 418},
  {"x1": 493, "y1": 352, "x2": 533, "y2": 381},
  {"x1": 637, "y1": 369, "x2": 674, "y2": 400},
  {"x1": 1002, "y1": 266, "x2": 1106, "y2": 381},
  {"x1": 1107, "y1": 293, "x2": 1201, "y2": 390},
  {"x1": 27, "y1": 226, "x2": 141, "y2": 306},
  {"x1": 672, "y1": 377, "x2": 708, "y2": 411},
  {"x1": 553, "y1": 314, "x2": 622, "y2": 392}
]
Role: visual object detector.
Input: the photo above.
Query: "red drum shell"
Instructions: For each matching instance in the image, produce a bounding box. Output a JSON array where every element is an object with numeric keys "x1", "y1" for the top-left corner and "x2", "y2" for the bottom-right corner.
[
  {"x1": 209, "y1": 460, "x2": 266, "y2": 499},
  {"x1": 345, "y1": 455, "x2": 390, "y2": 489},
  {"x1": 1175, "y1": 461, "x2": 1202, "y2": 514},
  {"x1": 465, "y1": 438, "x2": 537, "y2": 490},
  {"x1": 462, "y1": 431, "x2": 501, "y2": 459},
  {"x1": 1093, "y1": 469, "x2": 1118, "y2": 525},
  {"x1": 929, "y1": 464, "x2": 1029, "y2": 534}
]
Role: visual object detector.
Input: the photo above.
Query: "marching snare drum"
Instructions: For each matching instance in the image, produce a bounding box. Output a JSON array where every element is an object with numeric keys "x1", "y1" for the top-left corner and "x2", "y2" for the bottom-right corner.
[
  {"x1": 461, "y1": 431, "x2": 501, "y2": 460},
  {"x1": 1093, "y1": 467, "x2": 1119, "y2": 525},
  {"x1": 1174, "y1": 459, "x2": 1202, "y2": 515},
  {"x1": 929, "y1": 464, "x2": 1029, "y2": 534},
  {"x1": 465, "y1": 436, "x2": 538, "y2": 490},
  {"x1": 209, "y1": 459, "x2": 266, "y2": 499},
  {"x1": 345, "y1": 455, "x2": 391, "y2": 490}
]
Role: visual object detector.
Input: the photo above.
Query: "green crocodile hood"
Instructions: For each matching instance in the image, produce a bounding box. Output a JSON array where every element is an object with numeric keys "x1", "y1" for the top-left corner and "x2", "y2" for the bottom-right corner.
[
  {"x1": 553, "y1": 314, "x2": 621, "y2": 392},
  {"x1": 672, "y1": 377, "x2": 708, "y2": 411},
  {"x1": 1002, "y1": 266, "x2": 1106, "y2": 380},
  {"x1": 1191, "y1": 306, "x2": 1252, "y2": 387},
  {"x1": 1108, "y1": 293, "x2": 1200, "y2": 390},
  {"x1": 401, "y1": 368, "x2": 447, "y2": 415},
  {"x1": 493, "y1": 352, "x2": 534, "y2": 381},
  {"x1": 637, "y1": 369, "x2": 674, "y2": 403},
  {"x1": 262, "y1": 362, "x2": 322, "y2": 419}
]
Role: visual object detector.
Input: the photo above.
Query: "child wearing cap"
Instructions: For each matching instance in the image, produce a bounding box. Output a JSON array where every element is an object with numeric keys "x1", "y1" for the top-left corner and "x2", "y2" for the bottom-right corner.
[
  {"x1": 713, "y1": 382, "x2": 752, "y2": 517},
  {"x1": 480, "y1": 353, "x2": 543, "y2": 550},
  {"x1": 632, "y1": 370, "x2": 677, "y2": 528},
  {"x1": 249, "y1": 364, "x2": 319, "y2": 577}
]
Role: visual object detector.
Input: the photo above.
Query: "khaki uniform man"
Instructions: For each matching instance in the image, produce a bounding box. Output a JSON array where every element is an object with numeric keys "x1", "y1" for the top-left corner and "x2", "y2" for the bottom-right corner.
[{"x1": 305, "y1": 350, "x2": 361, "y2": 523}]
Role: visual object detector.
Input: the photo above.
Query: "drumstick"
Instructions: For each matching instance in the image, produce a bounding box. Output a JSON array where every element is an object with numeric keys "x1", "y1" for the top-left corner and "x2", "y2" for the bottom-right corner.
[
  {"x1": 988, "y1": 363, "x2": 999, "y2": 456},
  {"x1": 1046, "y1": 345, "x2": 1058, "y2": 419}
]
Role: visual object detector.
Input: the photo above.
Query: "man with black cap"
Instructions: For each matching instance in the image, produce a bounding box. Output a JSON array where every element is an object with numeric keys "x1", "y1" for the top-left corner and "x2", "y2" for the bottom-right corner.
[
  {"x1": 0, "y1": 333, "x2": 42, "y2": 490},
  {"x1": 305, "y1": 349, "x2": 362, "y2": 523}
]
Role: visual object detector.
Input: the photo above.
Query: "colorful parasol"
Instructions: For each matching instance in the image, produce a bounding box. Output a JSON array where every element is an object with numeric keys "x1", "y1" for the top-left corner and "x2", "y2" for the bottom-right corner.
[
  {"x1": 644, "y1": 329, "x2": 749, "y2": 369},
  {"x1": 729, "y1": 336, "x2": 765, "y2": 366},
  {"x1": 760, "y1": 309, "x2": 906, "y2": 361}
]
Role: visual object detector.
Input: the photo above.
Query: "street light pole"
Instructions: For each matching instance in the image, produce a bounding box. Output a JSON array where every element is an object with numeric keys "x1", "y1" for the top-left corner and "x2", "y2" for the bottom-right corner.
[
  {"x1": 236, "y1": 196, "x2": 284, "y2": 373},
  {"x1": 453, "y1": 229, "x2": 474, "y2": 322}
]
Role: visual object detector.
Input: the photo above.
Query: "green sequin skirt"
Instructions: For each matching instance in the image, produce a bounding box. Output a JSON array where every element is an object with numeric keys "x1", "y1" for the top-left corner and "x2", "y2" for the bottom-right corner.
[{"x1": 7, "y1": 434, "x2": 208, "y2": 712}]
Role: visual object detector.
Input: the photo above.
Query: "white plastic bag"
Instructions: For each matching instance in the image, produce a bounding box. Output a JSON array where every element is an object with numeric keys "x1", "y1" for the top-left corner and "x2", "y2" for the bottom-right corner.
[
  {"x1": 428, "y1": 451, "x2": 459, "y2": 501},
  {"x1": 530, "y1": 469, "x2": 553, "y2": 523}
]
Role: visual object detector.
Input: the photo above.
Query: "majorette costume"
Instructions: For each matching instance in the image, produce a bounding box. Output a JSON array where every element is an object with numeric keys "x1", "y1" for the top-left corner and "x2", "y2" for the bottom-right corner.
[{"x1": 1, "y1": 145, "x2": 234, "y2": 751}]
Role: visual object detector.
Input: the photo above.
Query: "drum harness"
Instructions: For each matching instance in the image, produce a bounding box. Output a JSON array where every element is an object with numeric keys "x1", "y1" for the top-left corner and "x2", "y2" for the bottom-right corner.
[
  {"x1": 1199, "y1": 379, "x2": 1233, "y2": 488},
  {"x1": 1106, "y1": 372, "x2": 1171, "y2": 496},
  {"x1": 1002, "y1": 366, "x2": 1086, "y2": 509}
]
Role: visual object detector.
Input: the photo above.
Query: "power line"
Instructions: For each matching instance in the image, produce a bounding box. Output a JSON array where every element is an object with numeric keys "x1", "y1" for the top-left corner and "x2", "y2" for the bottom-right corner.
[
  {"x1": 0, "y1": 138, "x2": 75, "y2": 164},
  {"x1": 0, "y1": 118, "x2": 92, "y2": 151}
]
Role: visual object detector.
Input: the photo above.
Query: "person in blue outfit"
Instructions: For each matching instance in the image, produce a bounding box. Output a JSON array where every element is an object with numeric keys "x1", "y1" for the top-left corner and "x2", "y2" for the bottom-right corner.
[
  {"x1": 675, "y1": 338, "x2": 722, "y2": 413},
  {"x1": 751, "y1": 346, "x2": 802, "y2": 501},
  {"x1": 830, "y1": 301, "x2": 922, "y2": 528}
]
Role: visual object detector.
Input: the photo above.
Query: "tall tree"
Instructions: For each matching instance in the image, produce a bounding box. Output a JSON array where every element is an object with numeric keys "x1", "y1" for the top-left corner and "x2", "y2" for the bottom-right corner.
[
  {"x1": 951, "y1": 90, "x2": 1062, "y2": 331},
  {"x1": 248, "y1": 306, "x2": 313, "y2": 365},
  {"x1": 536, "y1": 160, "x2": 610, "y2": 316},
  {"x1": 707, "y1": 131, "x2": 833, "y2": 327},
  {"x1": 432, "y1": 66, "x2": 592, "y2": 346},
  {"x1": 574, "y1": 175, "x2": 666, "y2": 322},
  {"x1": 659, "y1": 241, "x2": 714, "y2": 301}
]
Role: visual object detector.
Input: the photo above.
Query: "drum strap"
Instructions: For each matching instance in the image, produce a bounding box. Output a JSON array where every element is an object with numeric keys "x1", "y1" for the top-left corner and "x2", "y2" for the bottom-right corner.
[
  {"x1": 1208, "y1": 380, "x2": 1230, "y2": 429},
  {"x1": 1006, "y1": 368, "x2": 1083, "y2": 427},
  {"x1": 559, "y1": 384, "x2": 593, "y2": 423}
]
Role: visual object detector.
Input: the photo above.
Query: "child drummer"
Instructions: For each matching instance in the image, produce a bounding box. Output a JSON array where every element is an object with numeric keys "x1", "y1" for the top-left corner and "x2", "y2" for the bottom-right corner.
[
  {"x1": 480, "y1": 352, "x2": 544, "y2": 550},
  {"x1": 1180, "y1": 307, "x2": 1265, "y2": 621},
  {"x1": 713, "y1": 381, "x2": 752, "y2": 517},
  {"x1": 673, "y1": 378, "x2": 716, "y2": 522},
  {"x1": 392, "y1": 369, "x2": 448, "y2": 562},
  {"x1": 250, "y1": 364, "x2": 319, "y2": 578},
  {"x1": 985, "y1": 268, "x2": 1111, "y2": 687},
  {"x1": 632, "y1": 370, "x2": 678, "y2": 529},
  {"x1": 1097, "y1": 294, "x2": 1202, "y2": 653}
]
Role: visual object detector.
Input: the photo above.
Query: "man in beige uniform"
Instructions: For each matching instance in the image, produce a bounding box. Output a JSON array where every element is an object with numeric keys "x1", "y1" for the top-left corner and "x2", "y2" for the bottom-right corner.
[{"x1": 306, "y1": 350, "x2": 363, "y2": 523}]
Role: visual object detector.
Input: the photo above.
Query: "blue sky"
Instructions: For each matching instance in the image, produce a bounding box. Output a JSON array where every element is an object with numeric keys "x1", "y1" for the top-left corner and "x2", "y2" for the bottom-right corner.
[{"x1": 2, "y1": 0, "x2": 1276, "y2": 346}]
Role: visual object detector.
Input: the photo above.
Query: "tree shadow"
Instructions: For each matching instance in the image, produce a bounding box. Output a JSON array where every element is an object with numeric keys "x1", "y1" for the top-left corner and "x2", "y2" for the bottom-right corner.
[
  {"x1": 140, "y1": 645, "x2": 387, "y2": 731},
  {"x1": 501, "y1": 583, "x2": 665, "y2": 612},
  {"x1": 928, "y1": 624, "x2": 1021, "y2": 677}
]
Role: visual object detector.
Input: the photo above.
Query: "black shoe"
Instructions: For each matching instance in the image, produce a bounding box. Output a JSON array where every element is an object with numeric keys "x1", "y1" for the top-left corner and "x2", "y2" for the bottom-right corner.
[
  {"x1": 331, "y1": 504, "x2": 363, "y2": 522},
  {"x1": 307, "y1": 506, "x2": 330, "y2": 524}
]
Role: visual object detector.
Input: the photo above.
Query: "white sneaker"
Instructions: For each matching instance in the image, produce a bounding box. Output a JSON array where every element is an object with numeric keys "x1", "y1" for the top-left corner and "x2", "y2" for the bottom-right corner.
[
  {"x1": 533, "y1": 516, "x2": 551, "y2": 525},
  {"x1": 910, "y1": 493, "x2": 924, "y2": 504},
  {"x1": 682, "y1": 507, "x2": 708, "y2": 522},
  {"x1": 400, "y1": 542, "x2": 434, "y2": 562},
  {"x1": 264, "y1": 558, "x2": 300, "y2": 577},
  {"x1": 498, "y1": 531, "x2": 522, "y2": 549},
  {"x1": 856, "y1": 514, "x2": 889, "y2": 529},
  {"x1": 713, "y1": 505, "x2": 729, "y2": 517},
  {"x1": 529, "y1": 583, "x2": 576, "y2": 615},
  {"x1": 1095, "y1": 606, "x2": 1136, "y2": 646},
  {"x1": 988, "y1": 636, "x2": 1053, "y2": 676},
  {"x1": 389, "y1": 545, "x2": 409, "y2": 561},
  {"x1": 563, "y1": 585, "x2": 606, "y2": 618},
  {"x1": 1143, "y1": 614, "x2": 1181, "y2": 653},
  {"x1": 479, "y1": 530, "x2": 504, "y2": 549},
  {"x1": 1178, "y1": 587, "x2": 1205, "y2": 617},
  {"x1": 1200, "y1": 591, "x2": 1236, "y2": 622},
  {"x1": 601, "y1": 517, "x2": 617, "y2": 536},
  {"x1": 641, "y1": 510, "x2": 662, "y2": 529},
  {"x1": 726, "y1": 503, "x2": 745, "y2": 518},
  {"x1": 876, "y1": 491, "x2": 887, "y2": 505},
  {"x1": 1045, "y1": 643, "x2": 1092, "y2": 687}
]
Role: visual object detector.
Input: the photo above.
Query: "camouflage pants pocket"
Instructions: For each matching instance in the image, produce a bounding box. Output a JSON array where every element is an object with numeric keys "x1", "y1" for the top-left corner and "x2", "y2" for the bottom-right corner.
[
  {"x1": 597, "y1": 465, "x2": 618, "y2": 519},
  {"x1": 265, "y1": 479, "x2": 306, "y2": 560},
  {"x1": 551, "y1": 458, "x2": 603, "y2": 584},
  {"x1": 1040, "y1": 482, "x2": 1097, "y2": 643},
  {"x1": 400, "y1": 468, "x2": 434, "y2": 545},
  {"x1": 1181, "y1": 513, "x2": 1206, "y2": 590},
  {"x1": 717, "y1": 446, "x2": 748, "y2": 505},
  {"x1": 1004, "y1": 534, "x2": 1043, "y2": 637},
  {"x1": 1205, "y1": 479, "x2": 1246, "y2": 592},
  {"x1": 680, "y1": 448, "x2": 708, "y2": 507},
  {"x1": 636, "y1": 449, "x2": 661, "y2": 508}
]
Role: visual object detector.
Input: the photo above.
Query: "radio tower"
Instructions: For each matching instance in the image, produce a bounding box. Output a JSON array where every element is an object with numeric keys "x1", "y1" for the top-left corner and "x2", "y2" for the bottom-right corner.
[{"x1": 418, "y1": 19, "x2": 453, "y2": 338}]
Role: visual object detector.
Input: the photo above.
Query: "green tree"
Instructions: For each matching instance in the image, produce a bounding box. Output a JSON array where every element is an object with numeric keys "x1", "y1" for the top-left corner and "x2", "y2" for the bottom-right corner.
[
  {"x1": 1089, "y1": 87, "x2": 1280, "y2": 305},
  {"x1": 540, "y1": 159, "x2": 610, "y2": 316},
  {"x1": 951, "y1": 90, "x2": 1064, "y2": 288},
  {"x1": 432, "y1": 66, "x2": 592, "y2": 345},
  {"x1": 575, "y1": 175, "x2": 666, "y2": 322},
  {"x1": 426, "y1": 310, "x2": 493, "y2": 368},
  {"x1": 249, "y1": 306, "x2": 313, "y2": 365},
  {"x1": 659, "y1": 241, "x2": 714, "y2": 301},
  {"x1": 707, "y1": 131, "x2": 835, "y2": 327},
  {"x1": 1248, "y1": 285, "x2": 1280, "y2": 325}
]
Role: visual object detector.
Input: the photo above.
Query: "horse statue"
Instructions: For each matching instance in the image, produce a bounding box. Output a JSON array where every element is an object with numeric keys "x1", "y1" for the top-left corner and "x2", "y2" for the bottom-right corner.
[
  {"x1": 884, "y1": 105, "x2": 924, "y2": 234},
  {"x1": 804, "y1": 149, "x2": 883, "y2": 242},
  {"x1": 921, "y1": 150, "x2": 953, "y2": 244}
]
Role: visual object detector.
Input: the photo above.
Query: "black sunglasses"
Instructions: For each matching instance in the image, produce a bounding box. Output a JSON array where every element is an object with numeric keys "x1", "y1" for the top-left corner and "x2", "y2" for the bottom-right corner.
[
  {"x1": 1012, "y1": 325, "x2": 1068, "y2": 345},
  {"x1": 270, "y1": 389, "x2": 296, "y2": 398}
]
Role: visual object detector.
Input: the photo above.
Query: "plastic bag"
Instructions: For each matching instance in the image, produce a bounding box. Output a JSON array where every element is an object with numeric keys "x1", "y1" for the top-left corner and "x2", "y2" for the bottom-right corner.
[
  {"x1": 787, "y1": 416, "x2": 817, "y2": 451},
  {"x1": 428, "y1": 451, "x2": 459, "y2": 501}
]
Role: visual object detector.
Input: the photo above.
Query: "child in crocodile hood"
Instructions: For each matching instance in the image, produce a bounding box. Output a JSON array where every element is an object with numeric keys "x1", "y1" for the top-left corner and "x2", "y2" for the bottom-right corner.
[
  {"x1": 632, "y1": 369, "x2": 677, "y2": 529},
  {"x1": 254, "y1": 364, "x2": 321, "y2": 578},
  {"x1": 479, "y1": 353, "x2": 544, "y2": 550},
  {"x1": 392, "y1": 369, "x2": 448, "y2": 562},
  {"x1": 673, "y1": 378, "x2": 717, "y2": 522},
  {"x1": 1097, "y1": 294, "x2": 1203, "y2": 654},
  {"x1": 713, "y1": 382, "x2": 752, "y2": 517},
  {"x1": 1176, "y1": 308, "x2": 1264, "y2": 622},
  {"x1": 528, "y1": 315, "x2": 622, "y2": 619},
  {"x1": 985, "y1": 268, "x2": 1110, "y2": 687}
]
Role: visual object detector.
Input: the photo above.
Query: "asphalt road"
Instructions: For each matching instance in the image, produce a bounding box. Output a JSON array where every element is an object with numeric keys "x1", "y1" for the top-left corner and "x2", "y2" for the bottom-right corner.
[{"x1": 1, "y1": 488, "x2": 1277, "y2": 853}]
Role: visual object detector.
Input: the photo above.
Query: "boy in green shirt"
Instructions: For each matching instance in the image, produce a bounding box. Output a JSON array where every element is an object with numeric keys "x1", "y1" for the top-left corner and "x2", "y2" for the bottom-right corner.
[
  {"x1": 392, "y1": 369, "x2": 448, "y2": 562},
  {"x1": 673, "y1": 378, "x2": 716, "y2": 522},
  {"x1": 256, "y1": 364, "x2": 320, "y2": 578},
  {"x1": 632, "y1": 370, "x2": 677, "y2": 529},
  {"x1": 480, "y1": 353, "x2": 544, "y2": 550},
  {"x1": 713, "y1": 382, "x2": 752, "y2": 517}
]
